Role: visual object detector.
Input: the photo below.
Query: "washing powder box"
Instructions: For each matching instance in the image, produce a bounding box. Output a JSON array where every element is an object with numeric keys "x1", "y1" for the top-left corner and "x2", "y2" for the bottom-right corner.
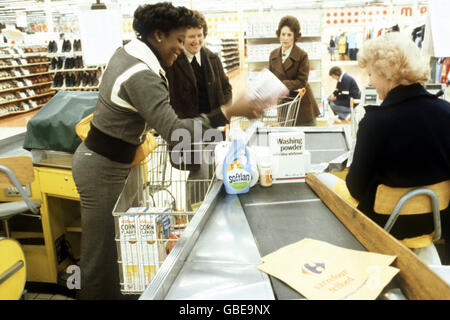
[{"x1": 268, "y1": 131, "x2": 310, "y2": 182}]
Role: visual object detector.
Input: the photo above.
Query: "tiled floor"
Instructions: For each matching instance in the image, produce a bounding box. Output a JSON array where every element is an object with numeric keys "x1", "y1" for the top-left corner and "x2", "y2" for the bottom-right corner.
[{"x1": 25, "y1": 292, "x2": 75, "y2": 300}]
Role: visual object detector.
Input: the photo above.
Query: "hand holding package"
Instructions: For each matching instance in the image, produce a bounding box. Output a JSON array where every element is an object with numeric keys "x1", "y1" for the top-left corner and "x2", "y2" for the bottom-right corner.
[{"x1": 247, "y1": 69, "x2": 289, "y2": 109}]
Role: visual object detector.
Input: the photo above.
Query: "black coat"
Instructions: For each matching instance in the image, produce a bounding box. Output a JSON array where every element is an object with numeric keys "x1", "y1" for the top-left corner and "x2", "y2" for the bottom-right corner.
[
  {"x1": 334, "y1": 73, "x2": 360, "y2": 108},
  {"x1": 165, "y1": 47, "x2": 232, "y2": 119},
  {"x1": 346, "y1": 83, "x2": 450, "y2": 240}
]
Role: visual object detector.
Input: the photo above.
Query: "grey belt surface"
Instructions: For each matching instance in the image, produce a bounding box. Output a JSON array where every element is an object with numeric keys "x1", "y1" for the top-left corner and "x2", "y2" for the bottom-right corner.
[{"x1": 239, "y1": 182, "x2": 398, "y2": 300}]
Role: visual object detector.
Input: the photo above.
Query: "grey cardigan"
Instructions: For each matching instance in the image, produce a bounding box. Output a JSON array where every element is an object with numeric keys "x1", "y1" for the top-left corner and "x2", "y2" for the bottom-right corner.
[{"x1": 91, "y1": 39, "x2": 227, "y2": 147}]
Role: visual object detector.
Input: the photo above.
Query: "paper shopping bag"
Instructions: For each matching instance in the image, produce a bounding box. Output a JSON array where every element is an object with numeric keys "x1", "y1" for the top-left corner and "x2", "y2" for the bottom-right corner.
[{"x1": 258, "y1": 238, "x2": 399, "y2": 300}]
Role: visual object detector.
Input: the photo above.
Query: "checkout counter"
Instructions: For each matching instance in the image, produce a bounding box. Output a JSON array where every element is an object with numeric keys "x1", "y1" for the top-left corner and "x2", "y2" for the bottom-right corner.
[
  {"x1": 0, "y1": 124, "x2": 80, "y2": 285},
  {"x1": 1, "y1": 111, "x2": 449, "y2": 299},
  {"x1": 109, "y1": 124, "x2": 449, "y2": 300}
]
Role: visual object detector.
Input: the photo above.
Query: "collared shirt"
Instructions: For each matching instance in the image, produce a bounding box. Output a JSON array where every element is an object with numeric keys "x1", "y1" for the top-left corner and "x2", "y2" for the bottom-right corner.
[
  {"x1": 184, "y1": 49, "x2": 202, "y2": 66},
  {"x1": 281, "y1": 45, "x2": 293, "y2": 63},
  {"x1": 139, "y1": 37, "x2": 163, "y2": 65}
]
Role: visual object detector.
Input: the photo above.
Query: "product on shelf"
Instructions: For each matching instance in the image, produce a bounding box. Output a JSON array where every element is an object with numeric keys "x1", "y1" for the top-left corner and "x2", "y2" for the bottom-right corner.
[
  {"x1": 52, "y1": 69, "x2": 101, "y2": 89},
  {"x1": 0, "y1": 81, "x2": 15, "y2": 90},
  {"x1": 0, "y1": 92, "x2": 17, "y2": 102},
  {"x1": 0, "y1": 44, "x2": 56, "y2": 117},
  {"x1": 0, "y1": 70, "x2": 11, "y2": 79},
  {"x1": 47, "y1": 40, "x2": 58, "y2": 53},
  {"x1": 73, "y1": 39, "x2": 82, "y2": 52},
  {"x1": 62, "y1": 40, "x2": 72, "y2": 53}
]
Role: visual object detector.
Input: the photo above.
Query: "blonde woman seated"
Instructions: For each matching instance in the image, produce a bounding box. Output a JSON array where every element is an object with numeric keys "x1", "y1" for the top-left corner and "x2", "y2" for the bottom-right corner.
[{"x1": 321, "y1": 32, "x2": 450, "y2": 264}]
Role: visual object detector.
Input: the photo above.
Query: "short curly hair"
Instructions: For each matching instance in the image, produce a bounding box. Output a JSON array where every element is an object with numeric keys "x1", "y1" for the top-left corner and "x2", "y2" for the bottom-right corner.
[
  {"x1": 358, "y1": 32, "x2": 429, "y2": 85},
  {"x1": 192, "y1": 10, "x2": 208, "y2": 38},
  {"x1": 133, "y1": 2, "x2": 198, "y2": 39},
  {"x1": 276, "y1": 16, "x2": 301, "y2": 41}
]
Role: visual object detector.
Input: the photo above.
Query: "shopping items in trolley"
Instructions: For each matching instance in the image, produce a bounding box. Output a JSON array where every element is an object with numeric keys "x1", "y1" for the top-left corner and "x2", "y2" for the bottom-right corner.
[{"x1": 114, "y1": 137, "x2": 218, "y2": 294}]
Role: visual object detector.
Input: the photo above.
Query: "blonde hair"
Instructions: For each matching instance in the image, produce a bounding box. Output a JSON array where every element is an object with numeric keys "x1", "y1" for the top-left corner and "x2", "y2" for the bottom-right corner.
[{"x1": 357, "y1": 32, "x2": 429, "y2": 85}]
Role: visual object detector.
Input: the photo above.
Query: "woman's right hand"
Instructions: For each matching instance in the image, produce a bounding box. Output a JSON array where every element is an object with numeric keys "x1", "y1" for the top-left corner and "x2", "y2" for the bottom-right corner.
[{"x1": 221, "y1": 93, "x2": 264, "y2": 120}]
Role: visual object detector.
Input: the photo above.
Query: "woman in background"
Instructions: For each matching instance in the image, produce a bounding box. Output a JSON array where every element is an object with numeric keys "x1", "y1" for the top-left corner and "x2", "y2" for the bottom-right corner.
[{"x1": 269, "y1": 15, "x2": 320, "y2": 126}]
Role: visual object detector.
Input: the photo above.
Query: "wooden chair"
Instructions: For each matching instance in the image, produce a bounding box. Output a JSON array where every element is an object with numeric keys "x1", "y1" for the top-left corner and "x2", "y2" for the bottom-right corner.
[
  {"x1": 374, "y1": 180, "x2": 449, "y2": 249},
  {"x1": 0, "y1": 156, "x2": 41, "y2": 238}
]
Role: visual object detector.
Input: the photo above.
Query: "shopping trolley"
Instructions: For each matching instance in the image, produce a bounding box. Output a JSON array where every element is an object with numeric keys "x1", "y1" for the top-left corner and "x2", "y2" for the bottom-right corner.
[
  {"x1": 230, "y1": 87, "x2": 306, "y2": 131},
  {"x1": 112, "y1": 136, "x2": 218, "y2": 294}
]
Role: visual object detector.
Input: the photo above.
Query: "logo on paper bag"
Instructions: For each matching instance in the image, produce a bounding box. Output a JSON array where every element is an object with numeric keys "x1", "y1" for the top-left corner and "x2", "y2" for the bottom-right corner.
[{"x1": 302, "y1": 262, "x2": 325, "y2": 275}]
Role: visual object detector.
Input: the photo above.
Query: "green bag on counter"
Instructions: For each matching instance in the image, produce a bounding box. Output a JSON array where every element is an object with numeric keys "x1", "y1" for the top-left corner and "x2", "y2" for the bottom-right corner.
[{"x1": 23, "y1": 91, "x2": 98, "y2": 153}]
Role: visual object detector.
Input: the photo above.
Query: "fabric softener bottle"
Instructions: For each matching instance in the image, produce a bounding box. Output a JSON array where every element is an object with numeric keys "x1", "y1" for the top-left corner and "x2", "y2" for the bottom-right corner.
[{"x1": 223, "y1": 139, "x2": 252, "y2": 194}]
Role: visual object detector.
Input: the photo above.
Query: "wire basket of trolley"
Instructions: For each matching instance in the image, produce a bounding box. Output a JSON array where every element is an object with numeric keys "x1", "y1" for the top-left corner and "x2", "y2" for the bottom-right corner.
[
  {"x1": 112, "y1": 134, "x2": 218, "y2": 294},
  {"x1": 230, "y1": 87, "x2": 306, "y2": 130}
]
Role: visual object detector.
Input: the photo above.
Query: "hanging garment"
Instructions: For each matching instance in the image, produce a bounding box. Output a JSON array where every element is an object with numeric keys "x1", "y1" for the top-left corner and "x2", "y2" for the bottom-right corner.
[{"x1": 338, "y1": 35, "x2": 347, "y2": 54}]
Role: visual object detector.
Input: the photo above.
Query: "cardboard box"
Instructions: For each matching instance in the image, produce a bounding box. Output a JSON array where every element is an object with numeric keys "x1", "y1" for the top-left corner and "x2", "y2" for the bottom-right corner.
[{"x1": 268, "y1": 131, "x2": 310, "y2": 182}]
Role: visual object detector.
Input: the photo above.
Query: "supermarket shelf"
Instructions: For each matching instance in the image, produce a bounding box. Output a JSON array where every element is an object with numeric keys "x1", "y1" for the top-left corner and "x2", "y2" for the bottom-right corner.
[
  {"x1": 0, "y1": 81, "x2": 53, "y2": 94},
  {"x1": 21, "y1": 52, "x2": 48, "y2": 58},
  {"x1": 0, "y1": 61, "x2": 51, "y2": 70},
  {"x1": 0, "y1": 104, "x2": 43, "y2": 119},
  {"x1": 52, "y1": 86, "x2": 99, "y2": 91},
  {"x1": 0, "y1": 71, "x2": 54, "y2": 82},
  {"x1": 51, "y1": 67, "x2": 101, "y2": 73},
  {"x1": 0, "y1": 91, "x2": 55, "y2": 107},
  {"x1": 47, "y1": 51, "x2": 83, "y2": 58}
]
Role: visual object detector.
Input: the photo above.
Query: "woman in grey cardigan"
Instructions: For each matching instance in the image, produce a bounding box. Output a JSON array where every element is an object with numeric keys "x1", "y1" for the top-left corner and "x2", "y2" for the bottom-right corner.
[{"x1": 72, "y1": 3, "x2": 262, "y2": 300}]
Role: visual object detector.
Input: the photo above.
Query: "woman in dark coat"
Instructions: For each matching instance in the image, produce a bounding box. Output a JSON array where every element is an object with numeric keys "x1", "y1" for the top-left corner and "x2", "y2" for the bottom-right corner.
[
  {"x1": 269, "y1": 16, "x2": 320, "y2": 126},
  {"x1": 165, "y1": 11, "x2": 232, "y2": 119},
  {"x1": 346, "y1": 32, "x2": 450, "y2": 263}
]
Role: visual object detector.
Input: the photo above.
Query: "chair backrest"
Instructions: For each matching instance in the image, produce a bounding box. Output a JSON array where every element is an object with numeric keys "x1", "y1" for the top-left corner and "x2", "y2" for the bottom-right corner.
[
  {"x1": 374, "y1": 180, "x2": 450, "y2": 215},
  {"x1": 0, "y1": 156, "x2": 34, "y2": 189}
]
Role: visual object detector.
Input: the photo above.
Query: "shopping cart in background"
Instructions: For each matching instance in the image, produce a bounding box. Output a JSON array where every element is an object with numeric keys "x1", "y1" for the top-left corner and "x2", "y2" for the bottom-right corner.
[
  {"x1": 230, "y1": 87, "x2": 306, "y2": 131},
  {"x1": 112, "y1": 136, "x2": 217, "y2": 294}
]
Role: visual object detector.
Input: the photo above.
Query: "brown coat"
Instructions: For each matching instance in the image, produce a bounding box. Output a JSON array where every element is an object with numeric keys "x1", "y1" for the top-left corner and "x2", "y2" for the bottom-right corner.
[
  {"x1": 269, "y1": 45, "x2": 320, "y2": 125},
  {"x1": 165, "y1": 47, "x2": 232, "y2": 119}
]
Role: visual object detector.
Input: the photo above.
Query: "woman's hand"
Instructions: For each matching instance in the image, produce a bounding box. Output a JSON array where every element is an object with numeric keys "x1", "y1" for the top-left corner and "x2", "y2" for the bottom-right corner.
[{"x1": 221, "y1": 93, "x2": 264, "y2": 120}]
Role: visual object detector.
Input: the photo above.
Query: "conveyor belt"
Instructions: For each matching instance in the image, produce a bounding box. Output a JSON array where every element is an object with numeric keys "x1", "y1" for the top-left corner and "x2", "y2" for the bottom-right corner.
[{"x1": 239, "y1": 182, "x2": 398, "y2": 299}]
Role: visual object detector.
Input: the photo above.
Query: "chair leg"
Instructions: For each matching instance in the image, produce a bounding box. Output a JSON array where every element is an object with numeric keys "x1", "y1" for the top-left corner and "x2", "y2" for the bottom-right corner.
[
  {"x1": 384, "y1": 188, "x2": 441, "y2": 241},
  {"x1": 2, "y1": 219, "x2": 10, "y2": 238}
]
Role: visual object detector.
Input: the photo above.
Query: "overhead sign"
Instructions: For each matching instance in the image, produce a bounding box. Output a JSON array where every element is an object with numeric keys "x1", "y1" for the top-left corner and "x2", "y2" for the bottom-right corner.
[{"x1": 78, "y1": 4, "x2": 122, "y2": 66}]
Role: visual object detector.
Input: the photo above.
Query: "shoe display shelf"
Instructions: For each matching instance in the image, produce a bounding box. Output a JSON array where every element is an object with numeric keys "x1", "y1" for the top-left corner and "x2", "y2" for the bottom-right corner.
[
  {"x1": 47, "y1": 39, "x2": 105, "y2": 91},
  {"x1": 51, "y1": 65, "x2": 105, "y2": 91},
  {"x1": 0, "y1": 45, "x2": 56, "y2": 118}
]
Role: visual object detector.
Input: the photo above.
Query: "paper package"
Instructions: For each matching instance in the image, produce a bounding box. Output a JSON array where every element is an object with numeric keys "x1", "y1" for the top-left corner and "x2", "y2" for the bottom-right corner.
[
  {"x1": 268, "y1": 131, "x2": 311, "y2": 181},
  {"x1": 119, "y1": 207, "x2": 171, "y2": 291},
  {"x1": 247, "y1": 69, "x2": 289, "y2": 109},
  {"x1": 118, "y1": 215, "x2": 144, "y2": 292},
  {"x1": 258, "y1": 238, "x2": 399, "y2": 300}
]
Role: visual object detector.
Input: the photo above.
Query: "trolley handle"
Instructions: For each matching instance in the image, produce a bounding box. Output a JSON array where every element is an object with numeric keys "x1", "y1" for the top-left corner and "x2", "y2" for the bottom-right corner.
[
  {"x1": 297, "y1": 88, "x2": 306, "y2": 98},
  {"x1": 0, "y1": 260, "x2": 24, "y2": 285}
]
